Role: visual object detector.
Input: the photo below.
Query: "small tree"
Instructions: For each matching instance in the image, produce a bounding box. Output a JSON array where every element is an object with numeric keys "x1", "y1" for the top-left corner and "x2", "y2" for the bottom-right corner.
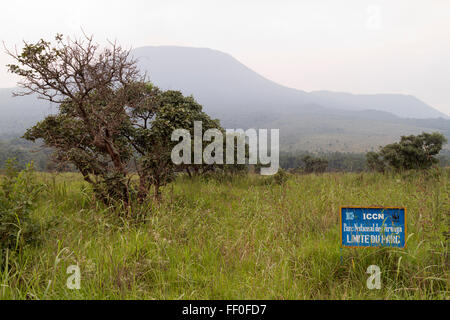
[
  {"x1": 7, "y1": 34, "x2": 141, "y2": 204},
  {"x1": 123, "y1": 87, "x2": 224, "y2": 200},
  {"x1": 366, "y1": 132, "x2": 448, "y2": 172}
]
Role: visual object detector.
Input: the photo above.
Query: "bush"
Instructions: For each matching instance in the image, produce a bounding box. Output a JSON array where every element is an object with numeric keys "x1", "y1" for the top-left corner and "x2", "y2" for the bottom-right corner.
[
  {"x1": 0, "y1": 159, "x2": 44, "y2": 259},
  {"x1": 271, "y1": 169, "x2": 289, "y2": 185},
  {"x1": 367, "y1": 132, "x2": 447, "y2": 172}
]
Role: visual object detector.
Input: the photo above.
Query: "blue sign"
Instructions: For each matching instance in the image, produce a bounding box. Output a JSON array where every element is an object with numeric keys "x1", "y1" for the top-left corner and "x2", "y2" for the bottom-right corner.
[{"x1": 340, "y1": 207, "x2": 407, "y2": 248}]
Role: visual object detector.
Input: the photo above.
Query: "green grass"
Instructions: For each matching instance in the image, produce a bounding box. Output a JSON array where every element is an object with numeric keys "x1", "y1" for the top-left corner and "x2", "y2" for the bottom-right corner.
[{"x1": 1, "y1": 170, "x2": 449, "y2": 300}]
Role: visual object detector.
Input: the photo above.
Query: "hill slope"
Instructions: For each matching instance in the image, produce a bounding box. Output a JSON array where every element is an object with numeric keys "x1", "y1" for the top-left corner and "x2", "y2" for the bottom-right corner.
[
  {"x1": 0, "y1": 46, "x2": 448, "y2": 152},
  {"x1": 0, "y1": 88, "x2": 55, "y2": 138},
  {"x1": 132, "y1": 46, "x2": 448, "y2": 119},
  {"x1": 132, "y1": 46, "x2": 449, "y2": 152}
]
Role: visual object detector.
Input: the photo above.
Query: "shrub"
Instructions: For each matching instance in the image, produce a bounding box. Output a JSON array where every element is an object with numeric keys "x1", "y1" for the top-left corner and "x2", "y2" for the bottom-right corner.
[
  {"x1": 0, "y1": 159, "x2": 44, "y2": 259},
  {"x1": 271, "y1": 168, "x2": 289, "y2": 185},
  {"x1": 366, "y1": 132, "x2": 447, "y2": 172}
]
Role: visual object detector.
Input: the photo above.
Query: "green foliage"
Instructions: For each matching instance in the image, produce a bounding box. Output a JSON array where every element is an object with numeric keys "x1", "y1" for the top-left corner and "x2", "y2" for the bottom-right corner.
[
  {"x1": 0, "y1": 160, "x2": 44, "y2": 259},
  {"x1": 9, "y1": 35, "x2": 249, "y2": 206},
  {"x1": 0, "y1": 138, "x2": 51, "y2": 171},
  {"x1": 367, "y1": 132, "x2": 448, "y2": 172},
  {"x1": 297, "y1": 155, "x2": 328, "y2": 174},
  {"x1": 23, "y1": 82, "x2": 235, "y2": 203},
  {"x1": 0, "y1": 171, "x2": 448, "y2": 299},
  {"x1": 366, "y1": 151, "x2": 386, "y2": 173},
  {"x1": 124, "y1": 85, "x2": 225, "y2": 200},
  {"x1": 272, "y1": 168, "x2": 289, "y2": 185},
  {"x1": 260, "y1": 168, "x2": 290, "y2": 186},
  {"x1": 11, "y1": 36, "x2": 223, "y2": 204},
  {"x1": 281, "y1": 151, "x2": 365, "y2": 172}
]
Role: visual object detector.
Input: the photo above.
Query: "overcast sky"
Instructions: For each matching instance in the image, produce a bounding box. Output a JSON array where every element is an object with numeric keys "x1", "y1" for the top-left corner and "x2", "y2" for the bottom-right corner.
[{"x1": 1, "y1": 0, "x2": 449, "y2": 115}]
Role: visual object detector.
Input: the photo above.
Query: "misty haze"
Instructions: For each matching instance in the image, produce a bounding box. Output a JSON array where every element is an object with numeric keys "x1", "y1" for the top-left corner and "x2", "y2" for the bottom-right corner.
[{"x1": 0, "y1": 0, "x2": 448, "y2": 305}]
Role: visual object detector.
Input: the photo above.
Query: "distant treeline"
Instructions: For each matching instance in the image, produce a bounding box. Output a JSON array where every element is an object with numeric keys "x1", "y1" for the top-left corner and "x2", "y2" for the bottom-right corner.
[
  {"x1": 0, "y1": 138, "x2": 51, "y2": 171},
  {"x1": 1, "y1": 138, "x2": 449, "y2": 173},
  {"x1": 438, "y1": 149, "x2": 450, "y2": 167},
  {"x1": 280, "y1": 150, "x2": 450, "y2": 172},
  {"x1": 280, "y1": 151, "x2": 366, "y2": 172}
]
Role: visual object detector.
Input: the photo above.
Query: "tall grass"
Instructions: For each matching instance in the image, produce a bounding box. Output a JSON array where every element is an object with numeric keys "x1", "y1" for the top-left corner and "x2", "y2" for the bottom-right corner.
[{"x1": 1, "y1": 169, "x2": 448, "y2": 299}]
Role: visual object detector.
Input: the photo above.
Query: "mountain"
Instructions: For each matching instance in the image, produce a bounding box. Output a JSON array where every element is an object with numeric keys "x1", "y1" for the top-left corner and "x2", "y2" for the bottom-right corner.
[
  {"x1": 0, "y1": 88, "x2": 55, "y2": 138},
  {"x1": 0, "y1": 46, "x2": 448, "y2": 153},
  {"x1": 309, "y1": 91, "x2": 447, "y2": 119},
  {"x1": 132, "y1": 46, "x2": 448, "y2": 119},
  {"x1": 132, "y1": 46, "x2": 315, "y2": 118},
  {"x1": 131, "y1": 46, "x2": 449, "y2": 152}
]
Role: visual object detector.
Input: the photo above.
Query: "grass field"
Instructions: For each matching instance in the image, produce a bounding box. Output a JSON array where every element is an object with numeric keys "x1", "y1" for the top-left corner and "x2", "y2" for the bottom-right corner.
[{"x1": 1, "y1": 170, "x2": 448, "y2": 300}]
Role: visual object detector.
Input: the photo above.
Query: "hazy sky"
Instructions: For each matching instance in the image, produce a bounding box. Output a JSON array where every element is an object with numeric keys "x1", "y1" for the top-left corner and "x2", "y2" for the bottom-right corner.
[{"x1": 1, "y1": 0, "x2": 449, "y2": 115}]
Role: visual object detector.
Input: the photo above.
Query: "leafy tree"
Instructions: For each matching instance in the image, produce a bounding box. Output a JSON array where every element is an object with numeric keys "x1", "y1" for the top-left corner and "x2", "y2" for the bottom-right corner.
[
  {"x1": 123, "y1": 86, "x2": 224, "y2": 200},
  {"x1": 7, "y1": 35, "x2": 225, "y2": 205},
  {"x1": 366, "y1": 132, "x2": 447, "y2": 172},
  {"x1": 7, "y1": 34, "x2": 142, "y2": 204}
]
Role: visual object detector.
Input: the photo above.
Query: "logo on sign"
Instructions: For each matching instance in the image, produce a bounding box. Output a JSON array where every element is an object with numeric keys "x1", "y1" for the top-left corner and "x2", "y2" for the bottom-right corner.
[
  {"x1": 392, "y1": 212, "x2": 400, "y2": 222},
  {"x1": 346, "y1": 212, "x2": 355, "y2": 220}
]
